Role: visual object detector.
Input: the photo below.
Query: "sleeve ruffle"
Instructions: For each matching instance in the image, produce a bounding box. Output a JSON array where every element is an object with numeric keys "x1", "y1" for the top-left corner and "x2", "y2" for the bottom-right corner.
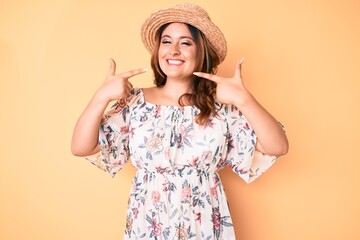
[
  {"x1": 223, "y1": 105, "x2": 279, "y2": 183},
  {"x1": 85, "y1": 94, "x2": 137, "y2": 177}
]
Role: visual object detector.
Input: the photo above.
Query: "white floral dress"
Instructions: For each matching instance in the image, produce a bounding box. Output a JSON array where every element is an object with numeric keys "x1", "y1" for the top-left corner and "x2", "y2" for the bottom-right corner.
[{"x1": 86, "y1": 88, "x2": 279, "y2": 240}]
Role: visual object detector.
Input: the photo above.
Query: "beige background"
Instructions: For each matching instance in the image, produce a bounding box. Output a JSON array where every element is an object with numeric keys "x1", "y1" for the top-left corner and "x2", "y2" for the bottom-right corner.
[{"x1": 1, "y1": 0, "x2": 359, "y2": 239}]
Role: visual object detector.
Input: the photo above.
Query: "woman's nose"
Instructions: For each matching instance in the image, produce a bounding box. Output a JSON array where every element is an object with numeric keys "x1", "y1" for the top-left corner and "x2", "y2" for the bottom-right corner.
[{"x1": 169, "y1": 44, "x2": 180, "y2": 55}]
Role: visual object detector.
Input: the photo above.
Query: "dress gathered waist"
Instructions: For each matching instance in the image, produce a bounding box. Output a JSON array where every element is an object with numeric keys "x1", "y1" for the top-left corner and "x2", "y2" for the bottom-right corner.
[{"x1": 135, "y1": 164, "x2": 217, "y2": 179}]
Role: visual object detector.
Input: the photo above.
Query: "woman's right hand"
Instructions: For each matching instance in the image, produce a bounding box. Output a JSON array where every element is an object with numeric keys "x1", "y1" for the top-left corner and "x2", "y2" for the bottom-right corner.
[
  {"x1": 71, "y1": 59, "x2": 147, "y2": 156},
  {"x1": 96, "y1": 58, "x2": 147, "y2": 103}
]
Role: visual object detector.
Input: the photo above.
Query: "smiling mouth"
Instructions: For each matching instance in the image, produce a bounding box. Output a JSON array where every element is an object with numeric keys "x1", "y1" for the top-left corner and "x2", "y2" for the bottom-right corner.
[{"x1": 167, "y1": 59, "x2": 184, "y2": 65}]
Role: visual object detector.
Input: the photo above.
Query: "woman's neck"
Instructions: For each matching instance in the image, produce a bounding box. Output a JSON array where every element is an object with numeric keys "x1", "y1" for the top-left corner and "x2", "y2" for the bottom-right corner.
[
  {"x1": 160, "y1": 80, "x2": 193, "y2": 97},
  {"x1": 142, "y1": 80, "x2": 194, "y2": 106}
]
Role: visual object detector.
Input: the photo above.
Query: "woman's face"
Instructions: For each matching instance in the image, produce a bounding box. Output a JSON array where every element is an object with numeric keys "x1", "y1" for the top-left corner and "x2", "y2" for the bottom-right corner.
[{"x1": 158, "y1": 23, "x2": 197, "y2": 81}]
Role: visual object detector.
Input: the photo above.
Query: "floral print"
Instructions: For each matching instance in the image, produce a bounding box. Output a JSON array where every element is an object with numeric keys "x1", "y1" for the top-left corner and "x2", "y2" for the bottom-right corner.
[{"x1": 86, "y1": 88, "x2": 279, "y2": 239}]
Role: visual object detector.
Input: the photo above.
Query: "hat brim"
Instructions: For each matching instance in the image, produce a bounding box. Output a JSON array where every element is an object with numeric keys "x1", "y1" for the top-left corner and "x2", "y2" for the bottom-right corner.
[{"x1": 141, "y1": 4, "x2": 227, "y2": 63}]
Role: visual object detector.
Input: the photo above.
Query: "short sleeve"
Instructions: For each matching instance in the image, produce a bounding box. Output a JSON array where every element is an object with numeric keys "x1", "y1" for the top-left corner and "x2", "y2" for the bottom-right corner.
[
  {"x1": 223, "y1": 105, "x2": 279, "y2": 183},
  {"x1": 85, "y1": 98, "x2": 132, "y2": 177}
]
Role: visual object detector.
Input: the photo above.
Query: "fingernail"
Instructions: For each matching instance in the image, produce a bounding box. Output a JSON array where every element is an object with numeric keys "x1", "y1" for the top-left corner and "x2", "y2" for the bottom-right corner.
[
  {"x1": 143, "y1": 68, "x2": 148, "y2": 72},
  {"x1": 240, "y1": 57, "x2": 245, "y2": 64},
  {"x1": 193, "y1": 72, "x2": 199, "y2": 75}
]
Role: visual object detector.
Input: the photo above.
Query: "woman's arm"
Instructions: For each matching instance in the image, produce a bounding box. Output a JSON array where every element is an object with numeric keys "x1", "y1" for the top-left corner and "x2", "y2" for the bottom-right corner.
[
  {"x1": 233, "y1": 89, "x2": 288, "y2": 156},
  {"x1": 71, "y1": 92, "x2": 109, "y2": 156},
  {"x1": 71, "y1": 58, "x2": 147, "y2": 156},
  {"x1": 193, "y1": 58, "x2": 288, "y2": 156}
]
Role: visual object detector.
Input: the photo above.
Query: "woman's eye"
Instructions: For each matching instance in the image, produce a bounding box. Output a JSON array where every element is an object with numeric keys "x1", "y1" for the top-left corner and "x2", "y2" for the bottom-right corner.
[
  {"x1": 161, "y1": 40, "x2": 171, "y2": 44},
  {"x1": 181, "y1": 42, "x2": 191, "y2": 46}
]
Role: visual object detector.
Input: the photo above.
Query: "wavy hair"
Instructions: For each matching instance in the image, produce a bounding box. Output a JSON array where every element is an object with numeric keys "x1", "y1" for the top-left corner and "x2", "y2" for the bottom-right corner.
[{"x1": 150, "y1": 23, "x2": 221, "y2": 125}]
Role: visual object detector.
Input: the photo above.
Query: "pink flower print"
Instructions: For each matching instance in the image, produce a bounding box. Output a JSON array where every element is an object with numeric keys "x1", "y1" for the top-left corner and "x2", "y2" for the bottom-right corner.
[
  {"x1": 113, "y1": 99, "x2": 126, "y2": 113},
  {"x1": 204, "y1": 118, "x2": 215, "y2": 128},
  {"x1": 120, "y1": 126, "x2": 129, "y2": 134},
  {"x1": 195, "y1": 212, "x2": 201, "y2": 223},
  {"x1": 212, "y1": 210, "x2": 221, "y2": 231},
  {"x1": 151, "y1": 220, "x2": 162, "y2": 237},
  {"x1": 131, "y1": 207, "x2": 139, "y2": 219},
  {"x1": 178, "y1": 124, "x2": 188, "y2": 144},
  {"x1": 182, "y1": 187, "x2": 191, "y2": 201},
  {"x1": 188, "y1": 156, "x2": 199, "y2": 167},
  {"x1": 154, "y1": 105, "x2": 161, "y2": 116},
  {"x1": 118, "y1": 98, "x2": 127, "y2": 108},
  {"x1": 165, "y1": 147, "x2": 171, "y2": 160},
  {"x1": 155, "y1": 166, "x2": 167, "y2": 174},
  {"x1": 210, "y1": 185, "x2": 218, "y2": 198},
  {"x1": 179, "y1": 124, "x2": 187, "y2": 136},
  {"x1": 151, "y1": 191, "x2": 161, "y2": 204}
]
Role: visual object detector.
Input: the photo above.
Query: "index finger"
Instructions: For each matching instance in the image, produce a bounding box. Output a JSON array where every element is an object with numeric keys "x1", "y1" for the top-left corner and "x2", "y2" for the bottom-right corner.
[
  {"x1": 234, "y1": 58, "x2": 244, "y2": 79},
  {"x1": 121, "y1": 68, "x2": 148, "y2": 79},
  {"x1": 193, "y1": 72, "x2": 221, "y2": 83},
  {"x1": 108, "y1": 58, "x2": 116, "y2": 76}
]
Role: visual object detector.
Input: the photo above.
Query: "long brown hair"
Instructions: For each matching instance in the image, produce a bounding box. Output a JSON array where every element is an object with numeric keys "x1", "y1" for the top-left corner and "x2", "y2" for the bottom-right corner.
[{"x1": 150, "y1": 23, "x2": 221, "y2": 125}]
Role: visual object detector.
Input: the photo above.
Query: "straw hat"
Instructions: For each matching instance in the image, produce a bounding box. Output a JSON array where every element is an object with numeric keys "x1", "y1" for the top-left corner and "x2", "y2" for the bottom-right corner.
[{"x1": 141, "y1": 3, "x2": 227, "y2": 63}]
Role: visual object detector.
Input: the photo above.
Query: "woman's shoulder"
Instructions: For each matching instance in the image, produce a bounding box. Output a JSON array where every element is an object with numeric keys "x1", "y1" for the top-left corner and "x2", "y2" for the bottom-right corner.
[
  {"x1": 214, "y1": 103, "x2": 246, "y2": 126},
  {"x1": 140, "y1": 86, "x2": 157, "y2": 99},
  {"x1": 217, "y1": 103, "x2": 242, "y2": 116},
  {"x1": 126, "y1": 87, "x2": 145, "y2": 107}
]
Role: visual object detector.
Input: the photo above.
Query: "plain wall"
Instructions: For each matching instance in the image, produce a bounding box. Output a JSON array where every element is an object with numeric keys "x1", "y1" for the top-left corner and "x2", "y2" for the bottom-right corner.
[{"x1": 1, "y1": 0, "x2": 359, "y2": 239}]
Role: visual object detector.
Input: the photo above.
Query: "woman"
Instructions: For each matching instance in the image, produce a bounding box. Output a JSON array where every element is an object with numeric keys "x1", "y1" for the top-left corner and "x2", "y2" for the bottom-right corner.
[{"x1": 71, "y1": 3, "x2": 288, "y2": 239}]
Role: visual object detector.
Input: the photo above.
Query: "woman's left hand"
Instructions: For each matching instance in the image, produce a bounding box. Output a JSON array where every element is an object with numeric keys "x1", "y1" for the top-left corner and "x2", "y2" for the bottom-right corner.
[
  {"x1": 193, "y1": 58, "x2": 251, "y2": 108},
  {"x1": 195, "y1": 58, "x2": 289, "y2": 156}
]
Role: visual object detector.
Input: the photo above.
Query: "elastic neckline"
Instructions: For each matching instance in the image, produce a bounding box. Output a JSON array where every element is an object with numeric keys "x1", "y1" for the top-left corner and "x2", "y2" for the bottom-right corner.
[{"x1": 139, "y1": 88, "x2": 195, "y2": 109}]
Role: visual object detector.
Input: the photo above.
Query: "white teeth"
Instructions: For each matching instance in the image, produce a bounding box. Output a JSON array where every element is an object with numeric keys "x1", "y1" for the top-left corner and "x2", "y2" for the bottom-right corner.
[{"x1": 167, "y1": 60, "x2": 183, "y2": 65}]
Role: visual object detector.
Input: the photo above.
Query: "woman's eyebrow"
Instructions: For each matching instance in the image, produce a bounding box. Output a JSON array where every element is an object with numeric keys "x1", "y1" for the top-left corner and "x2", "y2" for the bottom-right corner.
[{"x1": 161, "y1": 35, "x2": 194, "y2": 40}]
